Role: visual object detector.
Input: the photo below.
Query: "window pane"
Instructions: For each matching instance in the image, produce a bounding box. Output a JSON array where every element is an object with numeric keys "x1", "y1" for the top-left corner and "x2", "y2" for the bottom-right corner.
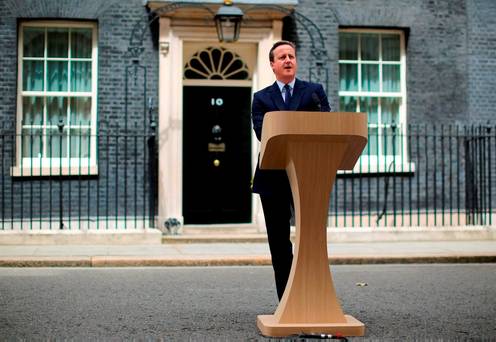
[
  {"x1": 22, "y1": 128, "x2": 43, "y2": 158},
  {"x1": 361, "y1": 64, "x2": 379, "y2": 91},
  {"x1": 71, "y1": 28, "x2": 92, "y2": 58},
  {"x1": 381, "y1": 97, "x2": 401, "y2": 125},
  {"x1": 19, "y1": 24, "x2": 96, "y2": 165},
  {"x1": 47, "y1": 28, "x2": 68, "y2": 58},
  {"x1": 361, "y1": 34, "x2": 379, "y2": 61},
  {"x1": 364, "y1": 127, "x2": 379, "y2": 157},
  {"x1": 383, "y1": 65, "x2": 400, "y2": 92},
  {"x1": 23, "y1": 27, "x2": 44, "y2": 57},
  {"x1": 22, "y1": 97, "x2": 44, "y2": 125},
  {"x1": 339, "y1": 33, "x2": 358, "y2": 60},
  {"x1": 47, "y1": 61, "x2": 68, "y2": 91},
  {"x1": 23, "y1": 60, "x2": 44, "y2": 91},
  {"x1": 47, "y1": 128, "x2": 68, "y2": 158},
  {"x1": 47, "y1": 97, "x2": 68, "y2": 126},
  {"x1": 339, "y1": 63, "x2": 358, "y2": 91},
  {"x1": 70, "y1": 128, "x2": 90, "y2": 158},
  {"x1": 382, "y1": 34, "x2": 400, "y2": 61},
  {"x1": 71, "y1": 61, "x2": 92, "y2": 92},
  {"x1": 383, "y1": 126, "x2": 401, "y2": 156},
  {"x1": 360, "y1": 97, "x2": 378, "y2": 124},
  {"x1": 339, "y1": 96, "x2": 357, "y2": 112},
  {"x1": 71, "y1": 97, "x2": 91, "y2": 125},
  {"x1": 337, "y1": 30, "x2": 405, "y2": 163}
]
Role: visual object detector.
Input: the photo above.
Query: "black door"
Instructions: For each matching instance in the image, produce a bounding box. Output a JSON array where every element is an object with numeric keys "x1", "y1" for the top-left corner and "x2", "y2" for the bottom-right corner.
[{"x1": 183, "y1": 86, "x2": 252, "y2": 224}]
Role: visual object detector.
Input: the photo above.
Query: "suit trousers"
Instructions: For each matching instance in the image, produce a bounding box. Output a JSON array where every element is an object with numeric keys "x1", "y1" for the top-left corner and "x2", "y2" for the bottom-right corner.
[{"x1": 260, "y1": 191, "x2": 294, "y2": 300}]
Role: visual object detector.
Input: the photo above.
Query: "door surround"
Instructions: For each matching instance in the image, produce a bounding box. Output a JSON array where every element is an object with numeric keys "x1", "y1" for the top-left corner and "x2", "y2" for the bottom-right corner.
[{"x1": 157, "y1": 16, "x2": 283, "y2": 229}]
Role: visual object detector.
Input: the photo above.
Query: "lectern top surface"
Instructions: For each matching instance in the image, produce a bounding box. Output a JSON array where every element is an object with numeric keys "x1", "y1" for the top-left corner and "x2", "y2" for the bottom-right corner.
[{"x1": 260, "y1": 111, "x2": 368, "y2": 170}]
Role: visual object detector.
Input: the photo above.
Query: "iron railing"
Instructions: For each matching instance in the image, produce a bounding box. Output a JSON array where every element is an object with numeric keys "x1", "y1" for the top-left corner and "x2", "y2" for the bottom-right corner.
[
  {"x1": 329, "y1": 123, "x2": 495, "y2": 227},
  {"x1": 0, "y1": 121, "x2": 157, "y2": 230},
  {"x1": 1, "y1": 122, "x2": 494, "y2": 230}
]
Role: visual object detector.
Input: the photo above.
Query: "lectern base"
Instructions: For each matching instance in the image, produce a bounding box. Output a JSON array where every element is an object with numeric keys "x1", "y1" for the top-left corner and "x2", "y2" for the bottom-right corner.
[{"x1": 257, "y1": 314, "x2": 365, "y2": 337}]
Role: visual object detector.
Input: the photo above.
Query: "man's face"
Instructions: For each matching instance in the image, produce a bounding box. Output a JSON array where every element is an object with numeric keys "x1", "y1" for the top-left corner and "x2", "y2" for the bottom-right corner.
[{"x1": 270, "y1": 44, "x2": 297, "y2": 83}]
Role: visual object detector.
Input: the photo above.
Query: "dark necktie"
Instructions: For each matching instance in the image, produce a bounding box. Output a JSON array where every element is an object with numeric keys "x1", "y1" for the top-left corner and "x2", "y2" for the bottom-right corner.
[{"x1": 283, "y1": 84, "x2": 291, "y2": 109}]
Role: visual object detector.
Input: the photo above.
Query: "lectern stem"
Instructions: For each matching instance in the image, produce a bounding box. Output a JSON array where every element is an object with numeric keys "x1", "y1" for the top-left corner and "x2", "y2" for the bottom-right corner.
[{"x1": 274, "y1": 141, "x2": 347, "y2": 323}]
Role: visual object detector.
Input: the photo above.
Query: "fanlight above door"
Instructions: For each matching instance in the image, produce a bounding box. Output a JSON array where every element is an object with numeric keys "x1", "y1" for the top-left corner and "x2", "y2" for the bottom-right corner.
[{"x1": 184, "y1": 46, "x2": 250, "y2": 80}]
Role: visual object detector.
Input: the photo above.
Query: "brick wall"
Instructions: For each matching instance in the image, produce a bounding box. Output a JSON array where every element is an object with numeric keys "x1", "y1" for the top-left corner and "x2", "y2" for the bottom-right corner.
[
  {"x1": 292, "y1": 0, "x2": 473, "y2": 125},
  {"x1": 0, "y1": 0, "x2": 158, "y2": 223},
  {"x1": 467, "y1": 0, "x2": 496, "y2": 122},
  {"x1": 284, "y1": 0, "x2": 494, "y2": 216},
  {"x1": 1, "y1": 0, "x2": 494, "y2": 224}
]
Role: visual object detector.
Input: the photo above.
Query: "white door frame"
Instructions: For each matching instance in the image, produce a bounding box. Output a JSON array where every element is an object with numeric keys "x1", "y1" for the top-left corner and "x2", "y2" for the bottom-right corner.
[{"x1": 157, "y1": 17, "x2": 282, "y2": 229}]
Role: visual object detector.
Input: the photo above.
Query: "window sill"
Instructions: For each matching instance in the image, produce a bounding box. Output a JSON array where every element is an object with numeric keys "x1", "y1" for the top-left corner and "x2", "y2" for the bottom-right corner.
[
  {"x1": 11, "y1": 165, "x2": 98, "y2": 177},
  {"x1": 338, "y1": 162, "x2": 416, "y2": 175}
]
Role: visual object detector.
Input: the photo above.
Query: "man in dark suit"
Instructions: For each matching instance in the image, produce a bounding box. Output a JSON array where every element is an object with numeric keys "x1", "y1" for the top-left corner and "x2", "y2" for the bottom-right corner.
[{"x1": 251, "y1": 40, "x2": 331, "y2": 300}]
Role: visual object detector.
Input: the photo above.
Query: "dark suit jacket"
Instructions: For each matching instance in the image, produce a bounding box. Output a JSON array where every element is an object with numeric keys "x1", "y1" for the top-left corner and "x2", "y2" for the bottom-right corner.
[{"x1": 251, "y1": 78, "x2": 331, "y2": 195}]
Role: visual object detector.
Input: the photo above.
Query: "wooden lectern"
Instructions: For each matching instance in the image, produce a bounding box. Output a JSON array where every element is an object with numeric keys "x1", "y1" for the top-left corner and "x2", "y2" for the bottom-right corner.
[{"x1": 257, "y1": 111, "x2": 368, "y2": 337}]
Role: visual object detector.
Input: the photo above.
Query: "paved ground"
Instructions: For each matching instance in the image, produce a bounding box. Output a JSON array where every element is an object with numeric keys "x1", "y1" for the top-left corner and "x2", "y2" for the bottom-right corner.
[
  {"x1": 0, "y1": 240, "x2": 495, "y2": 266},
  {"x1": 1, "y1": 265, "x2": 495, "y2": 340}
]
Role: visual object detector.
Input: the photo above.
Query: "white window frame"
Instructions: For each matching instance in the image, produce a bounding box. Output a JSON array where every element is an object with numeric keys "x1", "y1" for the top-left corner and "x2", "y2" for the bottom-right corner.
[
  {"x1": 12, "y1": 21, "x2": 98, "y2": 177},
  {"x1": 338, "y1": 28, "x2": 414, "y2": 174}
]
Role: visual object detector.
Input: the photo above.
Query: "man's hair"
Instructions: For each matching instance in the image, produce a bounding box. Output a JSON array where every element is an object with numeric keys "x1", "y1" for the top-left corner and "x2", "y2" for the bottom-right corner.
[{"x1": 269, "y1": 40, "x2": 296, "y2": 62}]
